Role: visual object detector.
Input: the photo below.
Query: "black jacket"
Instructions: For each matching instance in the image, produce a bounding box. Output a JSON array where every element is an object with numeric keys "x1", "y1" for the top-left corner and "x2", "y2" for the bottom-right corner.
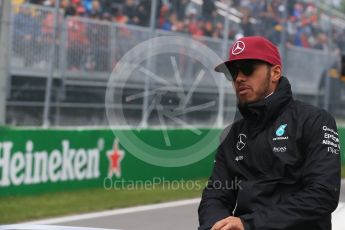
[{"x1": 198, "y1": 77, "x2": 341, "y2": 230}]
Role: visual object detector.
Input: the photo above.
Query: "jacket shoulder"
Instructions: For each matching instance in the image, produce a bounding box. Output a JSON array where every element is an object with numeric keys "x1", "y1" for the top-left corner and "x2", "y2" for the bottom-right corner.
[
  {"x1": 292, "y1": 100, "x2": 336, "y2": 126},
  {"x1": 293, "y1": 100, "x2": 334, "y2": 118}
]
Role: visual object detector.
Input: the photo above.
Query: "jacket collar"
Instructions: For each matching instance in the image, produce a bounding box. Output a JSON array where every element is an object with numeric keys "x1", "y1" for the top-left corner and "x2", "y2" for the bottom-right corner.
[{"x1": 237, "y1": 76, "x2": 293, "y2": 127}]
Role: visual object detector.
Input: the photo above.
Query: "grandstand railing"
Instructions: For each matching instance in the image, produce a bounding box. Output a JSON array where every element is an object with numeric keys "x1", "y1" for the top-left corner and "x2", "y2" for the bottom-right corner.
[
  {"x1": 9, "y1": 3, "x2": 340, "y2": 95},
  {"x1": 7, "y1": 3, "x2": 345, "y2": 126}
]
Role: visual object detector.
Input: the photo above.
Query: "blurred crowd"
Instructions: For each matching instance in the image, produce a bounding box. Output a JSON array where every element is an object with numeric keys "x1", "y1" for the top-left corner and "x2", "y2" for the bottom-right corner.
[
  {"x1": 17, "y1": 0, "x2": 345, "y2": 51},
  {"x1": 11, "y1": 0, "x2": 345, "y2": 71}
]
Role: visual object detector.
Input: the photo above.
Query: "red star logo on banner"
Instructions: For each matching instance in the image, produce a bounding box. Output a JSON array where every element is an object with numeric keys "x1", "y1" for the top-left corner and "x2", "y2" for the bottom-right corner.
[{"x1": 107, "y1": 138, "x2": 125, "y2": 178}]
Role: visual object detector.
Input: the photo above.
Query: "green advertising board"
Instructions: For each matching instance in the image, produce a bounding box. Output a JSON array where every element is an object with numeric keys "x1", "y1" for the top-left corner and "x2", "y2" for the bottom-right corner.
[{"x1": 0, "y1": 128, "x2": 221, "y2": 196}]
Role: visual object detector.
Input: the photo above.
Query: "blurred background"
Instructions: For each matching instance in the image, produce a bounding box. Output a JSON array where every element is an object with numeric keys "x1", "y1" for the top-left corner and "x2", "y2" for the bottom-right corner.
[
  {"x1": 1, "y1": 0, "x2": 345, "y2": 127},
  {"x1": 0, "y1": 0, "x2": 345, "y2": 227}
]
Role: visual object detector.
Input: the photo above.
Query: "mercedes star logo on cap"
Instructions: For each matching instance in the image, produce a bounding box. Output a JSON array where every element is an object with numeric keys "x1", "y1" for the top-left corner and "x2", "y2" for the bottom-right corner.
[{"x1": 232, "y1": 41, "x2": 245, "y2": 55}]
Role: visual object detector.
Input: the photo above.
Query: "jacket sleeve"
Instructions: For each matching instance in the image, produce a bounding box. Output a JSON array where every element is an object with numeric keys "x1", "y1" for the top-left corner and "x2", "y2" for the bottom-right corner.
[
  {"x1": 198, "y1": 126, "x2": 238, "y2": 230},
  {"x1": 240, "y1": 110, "x2": 341, "y2": 230}
]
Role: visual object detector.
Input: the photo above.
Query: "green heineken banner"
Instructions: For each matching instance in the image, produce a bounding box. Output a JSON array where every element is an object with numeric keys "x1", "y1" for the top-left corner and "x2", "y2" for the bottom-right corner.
[
  {"x1": 0, "y1": 128, "x2": 221, "y2": 196},
  {"x1": 0, "y1": 127, "x2": 344, "y2": 196}
]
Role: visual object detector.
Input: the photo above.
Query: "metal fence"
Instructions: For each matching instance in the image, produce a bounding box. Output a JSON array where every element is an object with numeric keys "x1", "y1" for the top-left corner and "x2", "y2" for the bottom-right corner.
[{"x1": 5, "y1": 3, "x2": 345, "y2": 127}]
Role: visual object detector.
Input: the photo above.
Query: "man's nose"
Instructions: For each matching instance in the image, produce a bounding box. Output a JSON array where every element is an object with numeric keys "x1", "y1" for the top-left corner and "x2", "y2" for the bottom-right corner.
[{"x1": 235, "y1": 71, "x2": 247, "y2": 82}]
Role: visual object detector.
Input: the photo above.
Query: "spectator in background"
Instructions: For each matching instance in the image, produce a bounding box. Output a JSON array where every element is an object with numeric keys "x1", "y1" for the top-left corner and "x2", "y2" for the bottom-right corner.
[
  {"x1": 287, "y1": 0, "x2": 297, "y2": 16},
  {"x1": 41, "y1": 7, "x2": 63, "y2": 68},
  {"x1": 113, "y1": 6, "x2": 132, "y2": 52},
  {"x1": 202, "y1": 0, "x2": 216, "y2": 20},
  {"x1": 267, "y1": 23, "x2": 282, "y2": 45},
  {"x1": 186, "y1": 8, "x2": 204, "y2": 37},
  {"x1": 13, "y1": 4, "x2": 41, "y2": 66},
  {"x1": 171, "y1": 19, "x2": 184, "y2": 33},
  {"x1": 135, "y1": 0, "x2": 162, "y2": 27},
  {"x1": 166, "y1": 12, "x2": 178, "y2": 31},
  {"x1": 240, "y1": 9, "x2": 255, "y2": 36},
  {"x1": 42, "y1": 5, "x2": 58, "y2": 42},
  {"x1": 292, "y1": 2, "x2": 304, "y2": 20},
  {"x1": 88, "y1": 0, "x2": 102, "y2": 18},
  {"x1": 123, "y1": 0, "x2": 138, "y2": 25},
  {"x1": 171, "y1": 0, "x2": 191, "y2": 21},
  {"x1": 313, "y1": 32, "x2": 329, "y2": 51},
  {"x1": 209, "y1": 10, "x2": 222, "y2": 27},
  {"x1": 136, "y1": 0, "x2": 151, "y2": 26},
  {"x1": 246, "y1": 0, "x2": 264, "y2": 18},
  {"x1": 257, "y1": 0, "x2": 280, "y2": 36},
  {"x1": 114, "y1": 7, "x2": 128, "y2": 24},
  {"x1": 67, "y1": 6, "x2": 89, "y2": 70},
  {"x1": 203, "y1": 21, "x2": 213, "y2": 37},
  {"x1": 333, "y1": 30, "x2": 345, "y2": 52},
  {"x1": 62, "y1": 0, "x2": 76, "y2": 16},
  {"x1": 159, "y1": 5, "x2": 173, "y2": 31},
  {"x1": 292, "y1": 27, "x2": 311, "y2": 48},
  {"x1": 87, "y1": 12, "x2": 110, "y2": 71},
  {"x1": 83, "y1": 0, "x2": 93, "y2": 13},
  {"x1": 212, "y1": 22, "x2": 223, "y2": 38},
  {"x1": 71, "y1": 0, "x2": 84, "y2": 11},
  {"x1": 60, "y1": 0, "x2": 69, "y2": 10}
]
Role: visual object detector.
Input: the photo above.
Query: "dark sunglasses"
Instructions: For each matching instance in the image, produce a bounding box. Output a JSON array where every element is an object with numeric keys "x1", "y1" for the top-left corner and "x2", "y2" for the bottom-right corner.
[{"x1": 225, "y1": 60, "x2": 269, "y2": 81}]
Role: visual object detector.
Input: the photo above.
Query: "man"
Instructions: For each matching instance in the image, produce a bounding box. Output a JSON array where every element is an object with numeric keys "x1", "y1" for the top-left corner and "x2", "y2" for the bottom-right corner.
[{"x1": 198, "y1": 36, "x2": 341, "y2": 230}]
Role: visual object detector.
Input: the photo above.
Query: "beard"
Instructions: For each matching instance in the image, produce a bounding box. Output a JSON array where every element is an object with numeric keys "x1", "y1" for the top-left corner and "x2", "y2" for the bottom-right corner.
[{"x1": 237, "y1": 68, "x2": 272, "y2": 106}]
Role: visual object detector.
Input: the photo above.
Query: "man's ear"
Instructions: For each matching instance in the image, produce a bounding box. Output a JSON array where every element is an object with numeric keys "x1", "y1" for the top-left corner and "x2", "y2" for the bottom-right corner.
[{"x1": 271, "y1": 65, "x2": 281, "y2": 83}]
